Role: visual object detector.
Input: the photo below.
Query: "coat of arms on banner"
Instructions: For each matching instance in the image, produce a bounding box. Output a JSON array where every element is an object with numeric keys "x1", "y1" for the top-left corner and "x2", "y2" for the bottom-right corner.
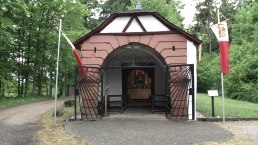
[{"x1": 218, "y1": 23, "x2": 226, "y2": 38}]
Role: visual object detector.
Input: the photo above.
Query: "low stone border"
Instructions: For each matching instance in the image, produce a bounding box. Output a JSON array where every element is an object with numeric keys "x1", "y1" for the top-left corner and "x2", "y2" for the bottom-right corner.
[{"x1": 197, "y1": 117, "x2": 258, "y2": 122}]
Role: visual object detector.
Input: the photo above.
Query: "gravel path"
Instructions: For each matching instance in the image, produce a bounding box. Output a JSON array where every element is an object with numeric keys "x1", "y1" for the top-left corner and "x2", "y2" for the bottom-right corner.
[
  {"x1": 66, "y1": 118, "x2": 233, "y2": 145},
  {"x1": 215, "y1": 121, "x2": 258, "y2": 144},
  {"x1": 0, "y1": 100, "x2": 63, "y2": 145}
]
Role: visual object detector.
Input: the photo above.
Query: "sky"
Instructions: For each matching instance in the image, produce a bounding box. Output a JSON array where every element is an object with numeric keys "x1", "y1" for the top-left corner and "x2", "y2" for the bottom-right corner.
[{"x1": 180, "y1": 0, "x2": 197, "y2": 27}]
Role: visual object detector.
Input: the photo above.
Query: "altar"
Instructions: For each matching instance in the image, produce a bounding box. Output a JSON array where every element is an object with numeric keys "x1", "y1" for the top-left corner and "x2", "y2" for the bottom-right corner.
[
  {"x1": 127, "y1": 69, "x2": 152, "y2": 100},
  {"x1": 128, "y1": 88, "x2": 151, "y2": 99}
]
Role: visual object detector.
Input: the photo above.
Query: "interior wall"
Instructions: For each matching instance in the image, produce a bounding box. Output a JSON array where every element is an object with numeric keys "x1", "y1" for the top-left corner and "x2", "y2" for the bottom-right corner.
[
  {"x1": 104, "y1": 67, "x2": 166, "y2": 96},
  {"x1": 154, "y1": 67, "x2": 166, "y2": 95},
  {"x1": 103, "y1": 69, "x2": 122, "y2": 95}
]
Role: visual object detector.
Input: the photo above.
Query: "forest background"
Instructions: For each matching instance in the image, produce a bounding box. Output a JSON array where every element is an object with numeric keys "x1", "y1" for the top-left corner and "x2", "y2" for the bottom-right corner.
[{"x1": 0, "y1": 0, "x2": 257, "y2": 103}]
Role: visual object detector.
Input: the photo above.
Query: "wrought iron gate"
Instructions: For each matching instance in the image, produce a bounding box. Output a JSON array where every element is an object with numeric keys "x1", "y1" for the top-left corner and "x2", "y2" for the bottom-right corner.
[
  {"x1": 75, "y1": 66, "x2": 103, "y2": 120},
  {"x1": 166, "y1": 64, "x2": 195, "y2": 120},
  {"x1": 74, "y1": 64, "x2": 195, "y2": 120}
]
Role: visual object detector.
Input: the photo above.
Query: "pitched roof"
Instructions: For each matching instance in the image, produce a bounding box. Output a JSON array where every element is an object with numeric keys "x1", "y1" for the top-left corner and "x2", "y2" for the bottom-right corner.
[{"x1": 74, "y1": 11, "x2": 201, "y2": 48}]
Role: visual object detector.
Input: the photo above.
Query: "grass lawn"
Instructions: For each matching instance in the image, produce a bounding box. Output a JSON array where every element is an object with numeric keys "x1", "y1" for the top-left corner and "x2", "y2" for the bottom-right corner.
[
  {"x1": 197, "y1": 93, "x2": 258, "y2": 118},
  {"x1": 0, "y1": 97, "x2": 50, "y2": 109}
]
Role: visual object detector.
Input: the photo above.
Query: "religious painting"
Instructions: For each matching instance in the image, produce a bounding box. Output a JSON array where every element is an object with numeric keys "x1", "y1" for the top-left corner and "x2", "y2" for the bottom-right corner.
[{"x1": 127, "y1": 69, "x2": 151, "y2": 89}]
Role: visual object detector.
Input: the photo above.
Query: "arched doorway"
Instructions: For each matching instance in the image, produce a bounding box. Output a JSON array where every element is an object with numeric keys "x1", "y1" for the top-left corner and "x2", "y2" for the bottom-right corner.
[
  {"x1": 102, "y1": 43, "x2": 167, "y2": 112},
  {"x1": 102, "y1": 43, "x2": 167, "y2": 68}
]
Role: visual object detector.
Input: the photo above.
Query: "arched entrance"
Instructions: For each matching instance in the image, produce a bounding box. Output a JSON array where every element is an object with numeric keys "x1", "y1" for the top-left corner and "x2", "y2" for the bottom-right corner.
[
  {"x1": 102, "y1": 43, "x2": 167, "y2": 113},
  {"x1": 102, "y1": 42, "x2": 167, "y2": 68}
]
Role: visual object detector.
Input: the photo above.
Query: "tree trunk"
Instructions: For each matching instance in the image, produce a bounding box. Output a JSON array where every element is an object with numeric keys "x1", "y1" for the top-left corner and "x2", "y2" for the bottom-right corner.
[
  {"x1": 58, "y1": 73, "x2": 63, "y2": 97},
  {"x1": 25, "y1": 18, "x2": 33, "y2": 96},
  {"x1": 35, "y1": 18, "x2": 42, "y2": 97},
  {"x1": 0, "y1": 80, "x2": 1, "y2": 98},
  {"x1": 37, "y1": 68, "x2": 43, "y2": 96},
  {"x1": 17, "y1": 29, "x2": 21, "y2": 97},
  {"x1": 64, "y1": 70, "x2": 67, "y2": 97},
  {"x1": 21, "y1": 30, "x2": 25, "y2": 97},
  {"x1": 31, "y1": 71, "x2": 36, "y2": 96},
  {"x1": 1, "y1": 80, "x2": 5, "y2": 98},
  {"x1": 49, "y1": 73, "x2": 53, "y2": 98},
  {"x1": 58, "y1": 82, "x2": 63, "y2": 97},
  {"x1": 46, "y1": 74, "x2": 49, "y2": 97}
]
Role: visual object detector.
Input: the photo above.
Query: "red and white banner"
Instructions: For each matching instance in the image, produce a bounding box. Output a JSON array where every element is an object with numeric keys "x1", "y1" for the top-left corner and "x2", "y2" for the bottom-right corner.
[
  {"x1": 62, "y1": 32, "x2": 86, "y2": 75},
  {"x1": 211, "y1": 21, "x2": 230, "y2": 74}
]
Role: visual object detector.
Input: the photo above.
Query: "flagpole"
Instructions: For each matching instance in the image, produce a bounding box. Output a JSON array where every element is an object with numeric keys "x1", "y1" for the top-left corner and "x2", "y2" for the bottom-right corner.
[
  {"x1": 221, "y1": 73, "x2": 225, "y2": 124},
  {"x1": 217, "y1": 4, "x2": 225, "y2": 124},
  {"x1": 54, "y1": 19, "x2": 62, "y2": 125}
]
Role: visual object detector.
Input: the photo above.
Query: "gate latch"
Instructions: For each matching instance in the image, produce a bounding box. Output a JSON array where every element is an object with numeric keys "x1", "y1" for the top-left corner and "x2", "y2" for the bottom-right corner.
[{"x1": 189, "y1": 88, "x2": 194, "y2": 95}]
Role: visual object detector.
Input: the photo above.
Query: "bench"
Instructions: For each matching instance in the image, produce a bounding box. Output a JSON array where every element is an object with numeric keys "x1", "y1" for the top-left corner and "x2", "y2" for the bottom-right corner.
[{"x1": 152, "y1": 95, "x2": 168, "y2": 113}]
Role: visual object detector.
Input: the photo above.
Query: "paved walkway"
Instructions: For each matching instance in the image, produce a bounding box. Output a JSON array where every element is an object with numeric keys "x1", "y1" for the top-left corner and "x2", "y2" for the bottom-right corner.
[{"x1": 66, "y1": 116, "x2": 232, "y2": 145}]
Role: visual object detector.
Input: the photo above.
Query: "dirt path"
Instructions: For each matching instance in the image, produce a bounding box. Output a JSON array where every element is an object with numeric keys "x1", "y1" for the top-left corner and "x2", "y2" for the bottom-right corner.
[{"x1": 0, "y1": 100, "x2": 63, "y2": 145}]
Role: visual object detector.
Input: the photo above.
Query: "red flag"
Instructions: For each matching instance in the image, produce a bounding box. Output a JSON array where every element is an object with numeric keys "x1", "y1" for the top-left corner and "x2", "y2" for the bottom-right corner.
[
  {"x1": 211, "y1": 21, "x2": 230, "y2": 74},
  {"x1": 62, "y1": 32, "x2": 86, "y2": 75}
]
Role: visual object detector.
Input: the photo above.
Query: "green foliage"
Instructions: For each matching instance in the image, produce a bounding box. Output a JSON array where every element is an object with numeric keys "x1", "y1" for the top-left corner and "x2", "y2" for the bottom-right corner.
[
  {"x1": 224, "y1": 2, "x2": 258, "y2": 102},
  {"x1": 231, "y1": 3, "x2": 258, "y2": 45},
  {"x1": 100, "y1": 0, "x2": 131, "y2": 19},
  {"x1": 81, "y1": 0, "x2": 101, "y2": 30},
  {"x1": 197, "y1": 93, "x2": 258, "y2": 117},
  {"x1": 0, "y1": 0, "x2": 89, "y2": 98},
  {"x1": 189, "y1": 0, "x2": 238, "y2": 53},
  {"x1": 197, "y1": 1, "x2": 258, "y2": 103},
  {"x1": 99, "y1": 0, "x2": 184, "y2": 28},
  {"x1": 0, "y1": 96, "x2": 49, "y2": 109},
  {"x1": 225, "y1": 43, "x2": 258, "y2": 102},
  {"x1": 130, "y1": 0, "x2": 184, "y2": 27},
  {"x1": 197, "y1": 53, "x2": 220, "y2": 93}
]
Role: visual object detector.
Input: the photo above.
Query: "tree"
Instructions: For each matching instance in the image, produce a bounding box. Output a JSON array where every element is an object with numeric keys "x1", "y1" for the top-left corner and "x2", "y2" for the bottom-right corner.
[
  {"x1": 0, "y1": 0, "x2": 89, "y2": 98},
  {"x1": 196, "y1": 1, "x2": 258, "y2": 103},
  {"x1": 190, "y1": 0, "x2": 238, "y2": 53},
  {"x1": 100, "y1": 0, "x2": 131, "y2": 20},
  {"x1": 81, "y1": 0, "x2": 101, "y2": 30},
  {"x1": 0, "y1": 0, "x2": 29, "y2": 97},
  {"x1": 130, "y1": 0, "x2": 184, "y2": 27},
  {"x1": 192, "y1": 0, "x2": 240, "y2": 92},
  {"x1": 224, "y1": 1, "x2": 258, "y2": 102}
]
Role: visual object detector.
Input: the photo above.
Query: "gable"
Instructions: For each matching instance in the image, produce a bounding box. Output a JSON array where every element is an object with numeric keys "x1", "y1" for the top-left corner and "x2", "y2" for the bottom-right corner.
[
  {"x1": 74, "y1": 12, "x2": 201, "y2": 47},
  {"x1": 138, "y1": 16, "x2": 170, "y2": 32},
  {"x1": 100, "y1": 15, "x2": 170, "y2": 33}
]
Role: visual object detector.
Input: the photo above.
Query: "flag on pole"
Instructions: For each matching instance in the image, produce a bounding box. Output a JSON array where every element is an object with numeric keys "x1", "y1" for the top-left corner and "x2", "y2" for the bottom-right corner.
[
  {"x1": 211, "y1": 21, "x2": 230, "y2": 74},
  {"x1": 62, "y1": 32, "x2": 86, "y2": 75}
]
